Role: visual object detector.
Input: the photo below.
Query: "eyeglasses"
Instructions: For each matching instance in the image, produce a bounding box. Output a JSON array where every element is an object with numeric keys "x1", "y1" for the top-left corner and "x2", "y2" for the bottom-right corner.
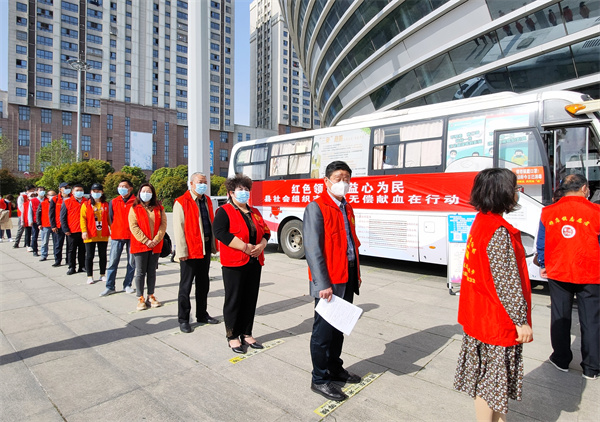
[{"x1": 515, "y1": 186, "x2": 524, "y2": 193}]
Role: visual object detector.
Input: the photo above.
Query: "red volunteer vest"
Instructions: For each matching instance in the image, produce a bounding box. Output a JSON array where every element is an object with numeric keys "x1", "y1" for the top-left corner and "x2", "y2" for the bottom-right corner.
[
  {"x1": 84, "y1": 201, "x2": 110, "y2": 238},
  {"x1": 308, "y1": 193, "x2": 362, "y2": 285},
  {"x1": 63, "y1": 197, "x2": 86, "y2": 233},
  {"x1": 541, "y1": 196, "x2": 600, "y2": 284},
  {"x1": 219, "y1": 203, "x2": 269, "y2": 267},
  {"x1": 17, "y1": 193, "x2": 26, "y2": 217},
  {"x1": 174, "y1": 190, "x2": 215, "y2": 259},
  {"x1": 40, "y1": 198, "x2": 51, "y2": 228},
  {"x1": 22, "y1": 200, "x2": 31, "y2": 227},
  {"x1": 458, "y1": 212, "x2": 532, "y2": 347},
  {"x1": 130, "y1": 205, "x2": 163, "y2": 254},
  {"x1": 53, "y1": 195, "x2": 66, "y2": 228},
  {"x1": 110, "y1": 194, "x2": 136, "y2": 240},
  {"x1": 0, "y1": 199, "x2": 12, "y2": 213},
  {"x1": 30, "y1": 198, "x2": 40, "y2": 223}
]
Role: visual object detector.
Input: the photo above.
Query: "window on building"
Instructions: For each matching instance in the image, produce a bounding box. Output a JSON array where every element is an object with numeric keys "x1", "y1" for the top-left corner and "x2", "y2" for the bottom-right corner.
[
  {"x1": 41, "y1": 131, "x2": 52, "y2": 147},
  {"x1": 18, "y1": 129, "x2": 30, "y2": 146},
  {"x1": 183, "y1": 145, "x2": 188, "y2": 158},
  {"x1": 220, "y1": 149, "x2": 228, "y2": 161},
  {"x1": 62, "y1": 134, "x2": 72, "y2": 149},
  {"x1": 152, "y1": 120, "x2": 157, "y2": 134},
  {"x1": 19, "y1": 106, "x2": 30, "y2": 121},
  {"x1": 82, "y1": 114, "x2": 91, "y2": 128},
  {"x1": 18, "y1": 155, "x2": 30, "y2": 172},
  {"x1": 41, "y1": 109, "x2": 52, "y2": 124},
  {"x1": 107, "y1": 137, "x2": 113, "y2": 152},
  {"x1": 62, "y1": 112, "x2": 72, "y2": 126},
  {"x1": 107, "y1": 114, "x2": 113, "y2": 130},
  {"x1": 220, "y1": 132, "x2": 228, "y2": 143},
  {"x1": 81, "y1": 136, "x2": 91, "y2": 151},
  {"x1": 210, "y1": 117, "x2": 219, "y2": 125}
]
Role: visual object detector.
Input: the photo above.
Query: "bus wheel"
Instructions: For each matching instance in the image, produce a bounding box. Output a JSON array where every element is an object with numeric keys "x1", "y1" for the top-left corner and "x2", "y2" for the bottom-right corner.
[{"x1": 280, "y1": 220, "x2": 304, "y2": 259}]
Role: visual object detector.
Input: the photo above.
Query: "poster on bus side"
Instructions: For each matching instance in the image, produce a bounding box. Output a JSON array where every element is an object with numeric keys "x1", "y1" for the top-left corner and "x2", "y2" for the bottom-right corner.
[{"x1": 311, "y1": 128, "x2": 371, "y2": 178}]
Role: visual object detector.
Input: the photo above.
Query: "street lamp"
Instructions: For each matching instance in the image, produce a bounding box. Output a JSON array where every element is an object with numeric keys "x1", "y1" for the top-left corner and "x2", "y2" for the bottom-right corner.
[{"x1": 68, "y1": 58, "x2": 91, "y2": 161}]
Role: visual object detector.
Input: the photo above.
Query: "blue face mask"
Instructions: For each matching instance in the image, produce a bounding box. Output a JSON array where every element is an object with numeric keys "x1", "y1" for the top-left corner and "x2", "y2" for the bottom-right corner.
[
  {"x1": 74, "y1": 191, "x2": 84, "y2": 199},
  {"x1": 118, "y1": 187, "x2": 129, "y2": 197},
  {"x1": 63, "y1": 188, "x2": 72, "y2": 195},
  {"x1": 91, "y1": 192, "x2": 102, "y2": 200},
  {"x1": 195, "y1": 183, "x2": 208, "y2": 196},
  {"x1": 38, "y1": 191, "x2": 46, "y2": 198},
  {"x1": 234, "y1": 190, "x2": 250, "y2": 204},
  {"x1": 140, "y1": 192, "x2": 153, "y2": 203}
]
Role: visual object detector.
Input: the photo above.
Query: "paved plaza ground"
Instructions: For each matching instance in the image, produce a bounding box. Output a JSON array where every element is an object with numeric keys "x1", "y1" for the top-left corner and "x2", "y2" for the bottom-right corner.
[{"x1": 1, "y1": 219, "x2": 598, "y2": 421}]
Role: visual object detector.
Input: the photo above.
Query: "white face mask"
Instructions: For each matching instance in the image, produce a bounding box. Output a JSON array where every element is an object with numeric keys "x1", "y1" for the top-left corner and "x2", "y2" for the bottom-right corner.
[{"x1": 328, "y1": 179, "x2": 350, "y2": 197}]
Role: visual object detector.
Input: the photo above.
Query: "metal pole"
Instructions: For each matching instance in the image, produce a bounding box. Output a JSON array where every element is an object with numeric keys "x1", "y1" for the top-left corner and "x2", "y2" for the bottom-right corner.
[
  {"x1": 68, "y1": 59, "x2": 90, "y2": 162},
  {"x1": 76, "y1": 67, "x2": 82, "y2": 161}
]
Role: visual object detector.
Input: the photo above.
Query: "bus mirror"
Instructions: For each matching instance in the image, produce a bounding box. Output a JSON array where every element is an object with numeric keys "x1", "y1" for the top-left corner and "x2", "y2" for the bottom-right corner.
[{"x1": 565, "y1": 99, "x2": 600, "y2": 115}]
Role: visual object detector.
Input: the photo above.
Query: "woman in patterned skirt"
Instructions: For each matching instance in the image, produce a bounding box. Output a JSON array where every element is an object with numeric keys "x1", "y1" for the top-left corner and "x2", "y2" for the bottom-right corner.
[{"x1": 454, "y1": 168, "x2": 533, "y2": 421}]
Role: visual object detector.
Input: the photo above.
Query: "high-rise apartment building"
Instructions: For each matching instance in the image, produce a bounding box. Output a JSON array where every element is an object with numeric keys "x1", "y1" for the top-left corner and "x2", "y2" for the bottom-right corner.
[
  {"x1": 249, "y1": 0, "x2": 320, "y2": 135},
  {"x1": 3, "y1": 0, "x2": 235, "y2": 176}
]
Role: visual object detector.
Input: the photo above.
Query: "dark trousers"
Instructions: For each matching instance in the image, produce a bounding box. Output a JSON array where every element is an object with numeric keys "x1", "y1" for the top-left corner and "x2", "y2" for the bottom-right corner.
[
  {"x1": 85, "y1": 241, "x2": 108, "y2": 277},
  {"x1": 310, "y1": 263, "x2": 357, "y2": 384},
  {"x1": 178, "y1": 248, "x2": 212, "y2": 323},
  {"x1": 24, "y1": 226, "x2": 32, "y2": 248},
  {"x1": 133, "y1": 251, "x2": 159, "y2": 297},
  {"x1": 548, "y1": 279, "x2": 600, "y2": 375},
  {"x1": 222, "y1": 259, "x2": 262, "y2": 340},
  {"x1": 31, "y1": 223, "x2": 39, "y2": 253},
  {"x1": 52, "y1": 229, "x2": 66, "y2": 264},
  {"x1": 66, "y1": 232, "x2": 86, "y2": 270}
]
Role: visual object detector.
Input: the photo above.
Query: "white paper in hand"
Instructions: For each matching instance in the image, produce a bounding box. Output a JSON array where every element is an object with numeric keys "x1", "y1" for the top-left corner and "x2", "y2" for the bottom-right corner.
[{"x1": 315, "y1": 295, "x2": 363, "y2": 335}]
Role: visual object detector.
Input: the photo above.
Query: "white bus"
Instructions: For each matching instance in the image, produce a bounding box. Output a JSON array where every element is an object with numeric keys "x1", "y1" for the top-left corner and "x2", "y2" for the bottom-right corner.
[{"x1": 229, "y1": 91, "x2": 600, "y2": 281}]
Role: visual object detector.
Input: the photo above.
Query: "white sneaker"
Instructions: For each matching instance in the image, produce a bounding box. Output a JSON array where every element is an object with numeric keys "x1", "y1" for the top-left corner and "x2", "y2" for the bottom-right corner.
[
  {"x1": 27, "y1": 247, "x2": 33, "y2": 252},
  {"x1": 8, "y1": 238, "x2": 13, "y2": 242},
  {"x1": 100, "y1": 275, "x2": 107, "y2": 283},
  {"x1": 124, "y1": 286, "x2": 136, "y2": 294},
  {"x1": 86, "y1": 277, "x2": 94, "y2": 285},
  {"x1": 0, "y1": 239, "x2": 3, "y2": 243}
]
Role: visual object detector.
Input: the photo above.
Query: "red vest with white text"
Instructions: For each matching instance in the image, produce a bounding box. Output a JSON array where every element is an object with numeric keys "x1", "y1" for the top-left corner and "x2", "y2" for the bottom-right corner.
[{"x1": 458, "y1": 212, "x2": 532, "y2": 347}]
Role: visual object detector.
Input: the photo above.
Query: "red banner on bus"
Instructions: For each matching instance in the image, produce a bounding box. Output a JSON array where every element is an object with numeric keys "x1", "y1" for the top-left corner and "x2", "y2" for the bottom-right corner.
[{"x1": 250, "y1": 172, "x2": 478, "y2": 212}]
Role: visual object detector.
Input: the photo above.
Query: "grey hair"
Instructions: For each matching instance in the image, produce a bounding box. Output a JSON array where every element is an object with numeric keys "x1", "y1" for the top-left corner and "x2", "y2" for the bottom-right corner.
[{"x1": 189, "y1": 172, "x2": 206, "y2": 183}]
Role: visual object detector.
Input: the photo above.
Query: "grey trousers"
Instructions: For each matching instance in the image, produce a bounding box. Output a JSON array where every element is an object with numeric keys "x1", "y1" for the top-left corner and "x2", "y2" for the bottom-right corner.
[{"x1": 133, "y1": 251, "x2": 159, "y2": 297}]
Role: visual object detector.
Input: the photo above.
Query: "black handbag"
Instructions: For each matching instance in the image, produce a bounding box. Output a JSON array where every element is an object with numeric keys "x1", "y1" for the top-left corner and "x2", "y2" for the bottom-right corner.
[{"x1": 160, "y1": 232, "x2": 172, "y2": 258}]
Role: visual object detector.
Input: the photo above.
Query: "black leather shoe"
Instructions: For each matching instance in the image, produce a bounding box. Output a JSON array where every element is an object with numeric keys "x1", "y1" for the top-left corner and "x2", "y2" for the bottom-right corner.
[
  {"x1": 241, "y1": 335, "x2": 264, "y2": 349},
  {"x1": 311, "y1": 382, "x2": 348, "y2": 401},
  {"x1": 52, "y1": 262, "x2": 61, "y2": 267},
  {"x1": 228, "y1": 339, "x2": 245, "y2": 354},
  {"x1": 330, "y1": 370, "x2": 361, "y2": 384},
  {"x1": 78, "y1": 267, "x2": 86, "y2": 273},
  {"x1": 12, "y1": 244, "x2": 19, "y2": 249},
  {"x1": 198, "y1": 315, "x2": 220, "y2": 325},
  {"x1": 179, "y1": 322, "x2": 193, "y2": 333},
  {"x1": 32, "y1": 252, "x2": 40, "y2": 257},
  {"x1": 39, "y1": 257, "x2": 47, "y2": 261},
  {"x1": 66, "y1": 268, "x2": 76, "y2": 275}
]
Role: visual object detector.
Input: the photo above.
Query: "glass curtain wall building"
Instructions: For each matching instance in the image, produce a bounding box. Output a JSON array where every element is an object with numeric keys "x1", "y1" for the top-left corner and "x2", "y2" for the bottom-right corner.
[{"x1": 281, "y1": 0, "x2": 600, "y2": 126}]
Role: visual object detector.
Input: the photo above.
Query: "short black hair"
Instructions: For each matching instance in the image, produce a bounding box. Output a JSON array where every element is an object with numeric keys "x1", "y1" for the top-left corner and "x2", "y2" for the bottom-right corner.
[
  {"x1": 133, "y1": 183, "x2": 160, "y2": 209},
  {"x1": 560, "y1": 173, "x2": 587, "y2": 193},
  {"x1": 325, "y1": 161, "x2": 352, "y2": 178},
  {"x1": 72, "y1": 184, "x2": 83, "y2": 189},
  {"x1": 25, "y1": 185, "x2": 35, "y2": 191},
  {"x1": 470, "y1": 168, "x2": 519, "y2": 214},
  {"x1": 37, "y1": 186, "x2": 46, "y2": 190},
  {"x1": 225, "y1": 174, "x2": 253, "y2": 192},
  {"x1": 119, "y1": 178, "x2": 133, "y2": 187}
]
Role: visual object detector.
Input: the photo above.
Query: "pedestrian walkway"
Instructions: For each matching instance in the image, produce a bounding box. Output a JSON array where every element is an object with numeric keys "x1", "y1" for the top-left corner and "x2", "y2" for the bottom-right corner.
[{"x1": 1, "y1": 240, "x2": 598, "y2": 421}]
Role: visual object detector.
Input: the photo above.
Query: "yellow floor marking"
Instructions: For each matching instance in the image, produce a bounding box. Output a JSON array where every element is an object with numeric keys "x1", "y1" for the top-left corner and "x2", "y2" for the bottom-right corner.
[
  {"x1": 314, "y1": 372, "x2": 384, "y2": 417},
  {"x1": 229, "y1": 339, "x2": 285, "y2": 364}
]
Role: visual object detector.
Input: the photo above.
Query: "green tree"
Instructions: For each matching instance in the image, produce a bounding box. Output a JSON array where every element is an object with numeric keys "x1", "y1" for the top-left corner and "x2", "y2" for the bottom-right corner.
[
  {"x1": 155, "y1": 175, "x2": 187, "y2": 211},
  {"x1": 120, "y1": 166, "x2": 147, "y2": 183},
  {"x1": 0, "y1": 135, "x2": 12, "y2": 170},
  {"x1": 37, "y1": 160, "x2": 113, "y2": 192},
  {"x1": 34, "y1": 138, "x2": 75, "y2": 172},
  {"x1": 0, "y1": 169, "x2": 18, "y2": 196},
  {"x1": 173, "y1": 165, "x2": 188, "y2": 181},
  {"x1": 103, "y1": 171, "x2": 145, "y2": 199},
  {"x1": 210, "y1": 175, "x2": 226, "y2": 196}
]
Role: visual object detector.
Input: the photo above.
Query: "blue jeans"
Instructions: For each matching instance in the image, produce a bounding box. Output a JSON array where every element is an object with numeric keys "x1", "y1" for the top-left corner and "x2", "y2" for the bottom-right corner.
[
  {"x1": 105, "y1": 239, "x2": 135, "y2": 290},
  {"x1": 40, "y1": 227, "x2": 51, "y2": 258}
]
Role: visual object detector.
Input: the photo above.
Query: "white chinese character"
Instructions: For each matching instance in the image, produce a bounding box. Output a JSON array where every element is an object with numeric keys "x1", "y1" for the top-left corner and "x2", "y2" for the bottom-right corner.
[
  {"x1": 302, "y1": 195, "x2": 311, "y2": 202},
  {"x1": 291, "y1": 184, "x2": 300, "y2": 194},
  {"x1": 282, "y1": 195, "x2": 290, "y2": 202},
  {"x1": 426, "y1": 195, "x2": 440, "y2": 204},
  {"x1": 363, "y1": 195, "x2": 374, "y2": 204},
  {"x1": 392, "y1": 195, "x2": 404, "y2": 204},
  {"x1": 314, "y1": 184, "x2": 323, "y2": 194},
  {"x1": 348, "y1": 195, "x2": 359, "y2": 204},
  {"x1": 376, "y1": 195, "x2": 388, "y2": 204},
  {"x1": 444, "y1": 195, "x2": 460, "y2": 205},
  {"x1": 302, "y1": 184, "x2": 311, "y2": 194},
  {"x1": 377, "y1": 181, "x2": 389, "y2": 193},
  {"x1": 264, "y1": 195, "x2": 272, "y2": 203},
  {"x1": 361, "y1": 182, "x2": 374, "y2": 194},
  {"x1": 408, "y1": 195, "x2": 422, "y2": 204},
  {"x1": 273, "y1": 195, "x2": 281, "y2": 202},
  {"x1": 348, "y1": 182, "x2": 359, "y2": 194},
  {"x1": 291, "y1": 195, "x2": 300, "y2": 203},
  {"x1": 391, "y1": 181, "x2": 404, "y2": 193}
]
